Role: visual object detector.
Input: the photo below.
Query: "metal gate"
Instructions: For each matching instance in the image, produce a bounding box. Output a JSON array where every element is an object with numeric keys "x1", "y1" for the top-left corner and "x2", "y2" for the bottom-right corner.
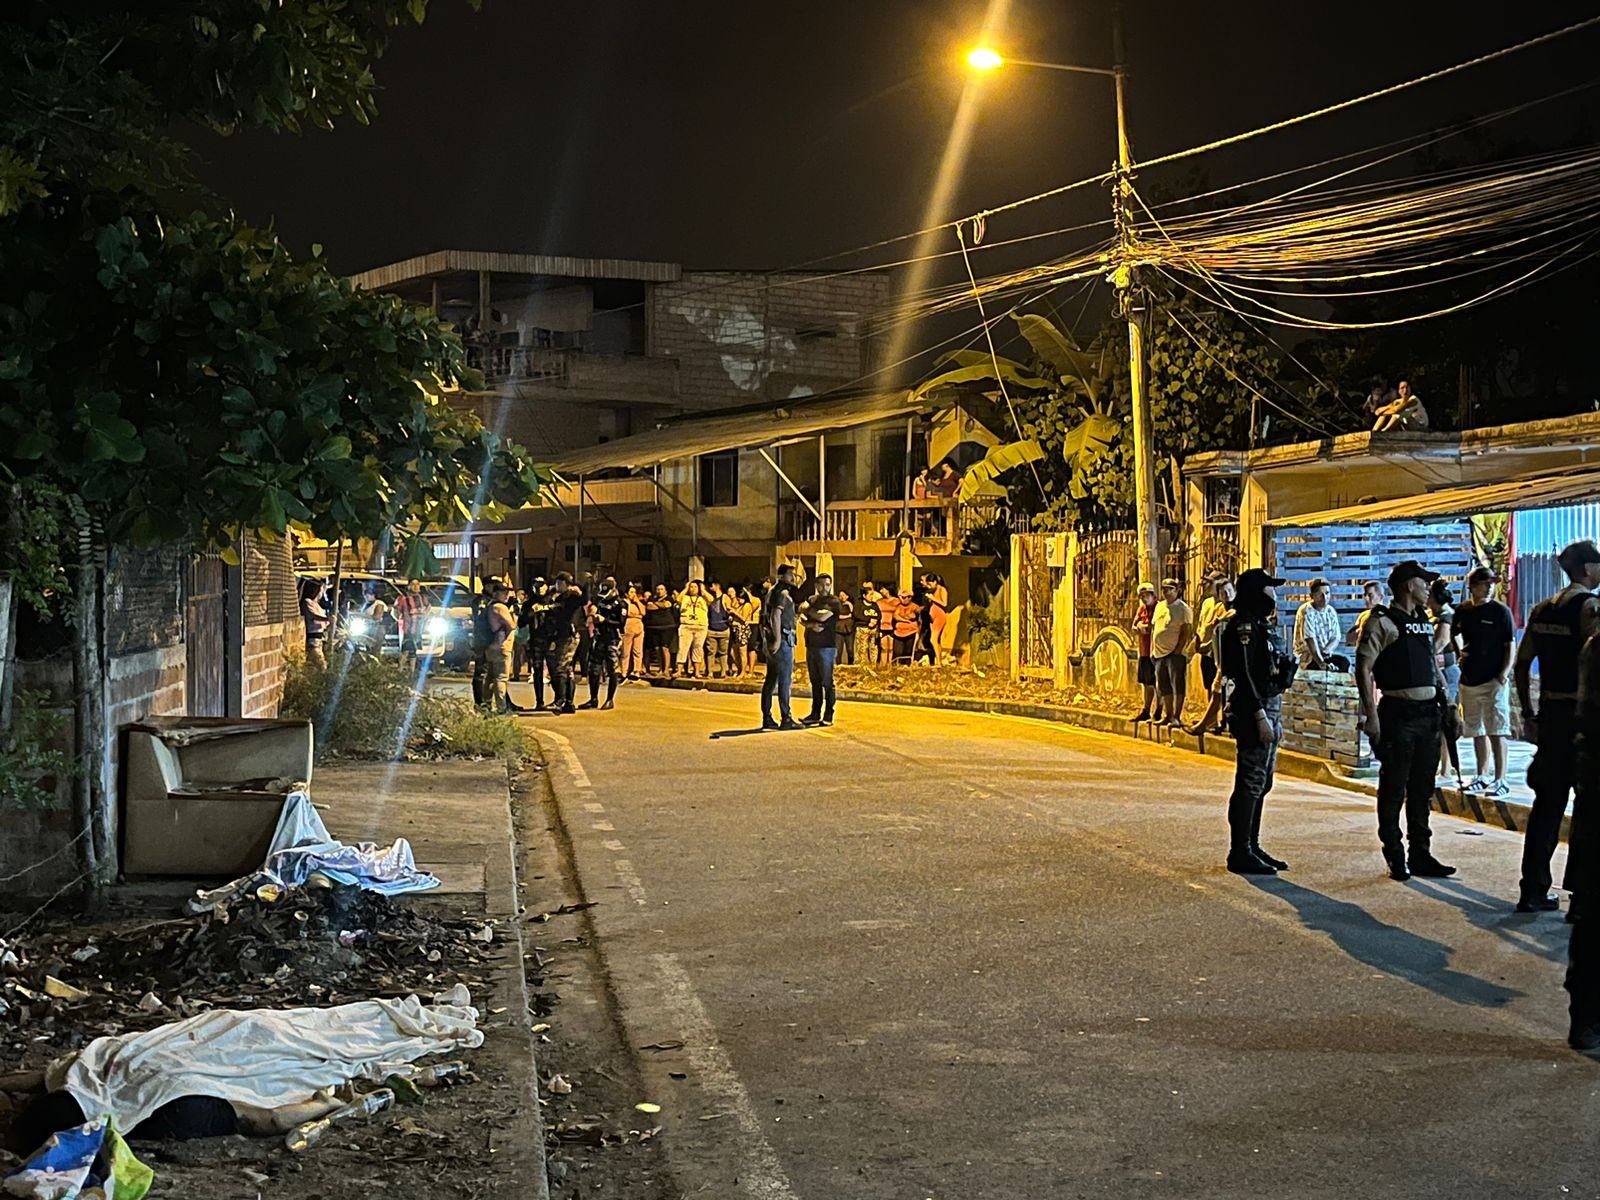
[
  {"x1": 1014, "y1": 534, "x2": 1055, "y2": 680},
  {"x1": 186, "y1": 552, "x2": 228, "y2": 716}
]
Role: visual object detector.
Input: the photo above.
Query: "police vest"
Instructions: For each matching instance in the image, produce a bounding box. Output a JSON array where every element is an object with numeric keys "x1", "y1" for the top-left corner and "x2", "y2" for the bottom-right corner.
[
  {"x1": 1372, "y1": 605, "x2": 1436, "y2": 692},
  {"x1": 1526, "y1": 590, "x2": 1592, "y2": 700}
]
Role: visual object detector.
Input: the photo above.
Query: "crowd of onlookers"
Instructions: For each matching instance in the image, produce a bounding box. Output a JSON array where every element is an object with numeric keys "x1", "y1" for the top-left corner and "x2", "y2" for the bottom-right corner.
[{"x1": 1129, "y1": 562, "x2": 1525, "y2": 799}]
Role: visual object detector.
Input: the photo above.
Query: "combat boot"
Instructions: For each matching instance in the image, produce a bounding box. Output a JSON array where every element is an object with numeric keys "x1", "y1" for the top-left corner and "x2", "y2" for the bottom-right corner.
[
  {"x1": 1226, "y1": 849, "x2": 1276, "y2": 876},
  {"x1": 1382, "y1": 844, "x2": 1411, "y2": 881},
  {"x1": 1409, "y1": 853, "x2": 1457, "y2": 878}
]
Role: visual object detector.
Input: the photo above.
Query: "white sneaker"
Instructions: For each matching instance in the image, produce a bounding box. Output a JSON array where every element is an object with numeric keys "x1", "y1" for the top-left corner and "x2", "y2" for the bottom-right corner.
[
  {"x1": 1463, "y1": 777, "x2": 1489, "y2": 793},
  {"x1": 1488, "y1": 780, "x2": 1510, "y2": 798}
]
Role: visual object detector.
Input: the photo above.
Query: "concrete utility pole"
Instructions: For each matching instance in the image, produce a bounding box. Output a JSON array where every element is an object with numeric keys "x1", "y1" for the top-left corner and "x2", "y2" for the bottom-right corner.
[{"x1": 1112, "y1": 0, "x2": 1161, "y2": 587}]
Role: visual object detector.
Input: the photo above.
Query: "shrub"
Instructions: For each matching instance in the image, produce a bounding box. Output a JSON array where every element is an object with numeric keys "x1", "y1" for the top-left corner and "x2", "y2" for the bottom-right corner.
[{"x1": 280, "y1": 652, "x2": 529, "y2": 763}]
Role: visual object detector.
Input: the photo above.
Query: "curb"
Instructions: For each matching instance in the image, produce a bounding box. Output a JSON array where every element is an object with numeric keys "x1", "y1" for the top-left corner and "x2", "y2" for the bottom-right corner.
[
  {"x1": 643, "y1": 675, "x2": 1565, "y2": 841},
  {"x1": 488, "y1": 761, "x2": 551, "y2": 1200}
]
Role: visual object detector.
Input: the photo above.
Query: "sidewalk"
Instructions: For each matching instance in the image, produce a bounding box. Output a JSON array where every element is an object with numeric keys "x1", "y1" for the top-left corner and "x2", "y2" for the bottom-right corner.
[
  {"x1": 313, "y1": 760, "x2": 549, "y2": 1199},
  {"x1": 641, "y1": 674, "x2": 1569, "y2": 843}
]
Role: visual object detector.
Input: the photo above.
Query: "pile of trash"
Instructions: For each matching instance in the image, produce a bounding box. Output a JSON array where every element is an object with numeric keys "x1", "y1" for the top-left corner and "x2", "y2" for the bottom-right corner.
[{"x1": 0, "y1": 883, "x2": 499, "y2": 1066}]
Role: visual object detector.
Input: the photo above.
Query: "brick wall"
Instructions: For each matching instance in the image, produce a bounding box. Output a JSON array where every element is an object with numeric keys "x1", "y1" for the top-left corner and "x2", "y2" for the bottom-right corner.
[
  {"x1": 243, "y1": 621, "x2": 297, "y2": 718},
  {"x1": 1280, "y1": 672, "x2": 1369, "y2": 767}
]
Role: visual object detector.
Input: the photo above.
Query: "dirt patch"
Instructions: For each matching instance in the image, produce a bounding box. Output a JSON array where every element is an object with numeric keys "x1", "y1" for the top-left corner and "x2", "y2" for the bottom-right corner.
[
  {"x1": 0, "y1": 885, "x2": 535, "y2": 1198},
  {"x1": 512, "y1": 766, "x2": 674, "y2": 1200}
]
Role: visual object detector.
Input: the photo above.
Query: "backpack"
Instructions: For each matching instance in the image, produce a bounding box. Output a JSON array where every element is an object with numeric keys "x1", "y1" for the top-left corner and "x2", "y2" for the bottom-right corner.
[{"x1": 471, "y1": 604, "x2": 492, "y2": 650}]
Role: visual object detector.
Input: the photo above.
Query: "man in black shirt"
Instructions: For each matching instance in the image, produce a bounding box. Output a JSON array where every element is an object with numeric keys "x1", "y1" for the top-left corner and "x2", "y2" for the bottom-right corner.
[
  {"x1": 1218, "y1": 568, "x2": 1296, "y2": 875},
  {"x1": 1568, "y1": 627, "x2": 1600, "y2": 1057},
  {"x1": 1452, "y1": 565, "x2": 1516, "y2": 797},
  {"x1": 1516, "y1": 540, "x2": 1600, "y2": 913},
  {"x1": 799, "y1": 574, "x2": 842, "y2": 726},
  {"x1": 1357, "y1": 560, "x2": 1454, "y2": 882},
  {"x1": 761, "y1": 564, "x2": 801, "y2": 731}
]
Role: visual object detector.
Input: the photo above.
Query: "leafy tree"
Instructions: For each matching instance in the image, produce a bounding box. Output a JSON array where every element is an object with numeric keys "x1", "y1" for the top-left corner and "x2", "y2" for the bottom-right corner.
[
  {"x1": 917, "y1": 289, "x2": 1278, "y2": 530},
  {"x1": 0, "y1": 0, "x2": 531, "y2": 886}
]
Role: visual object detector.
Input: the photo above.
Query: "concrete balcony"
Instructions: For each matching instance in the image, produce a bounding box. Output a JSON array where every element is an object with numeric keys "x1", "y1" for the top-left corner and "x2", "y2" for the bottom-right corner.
[
  {"x1": 779, "y1": 498, "x2": 1006, "y2": 558},
  {"x1": 468, "y1": 346, "x2": 682, "y2": 406},
  {"x1": 545, "y1": 477, "x2": 658, "y2": 508}
]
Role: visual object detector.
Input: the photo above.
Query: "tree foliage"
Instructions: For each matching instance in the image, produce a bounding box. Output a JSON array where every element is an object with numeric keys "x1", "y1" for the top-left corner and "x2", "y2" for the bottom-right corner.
[{"x1": 0, "y1": 0, "x2": 532, "y2": 615}]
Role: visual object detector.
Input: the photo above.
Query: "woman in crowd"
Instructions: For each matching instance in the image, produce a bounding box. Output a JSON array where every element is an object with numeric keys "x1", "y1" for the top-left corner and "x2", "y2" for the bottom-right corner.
[
  {"x1": 742, "y1": 584, "x2": 764, "y2": 674},
  {"x1": 835, "y1": 588, "x2": 856, "y2": 665},
  {"x1": 1429, "y1": 577, "x2": 1464, "y2": 788},
  {"x1": 726, "y1": 585, "x2": 751, "y2": 677},
  {"x1": 677, "y1": 579, "x2": 710, "y2": 678},
  {"x1": 621, "y1": 583, "x2": 647, "y2": 680},
  {"x1": 643, "y1": 584, "x2": 677, "y2": 677},
  {"x1": 892, "y1": 589, "x2": 923, "y2": 665},
  {"x1": 877, "y1": 584, "x2": 899, "y2": 664}
]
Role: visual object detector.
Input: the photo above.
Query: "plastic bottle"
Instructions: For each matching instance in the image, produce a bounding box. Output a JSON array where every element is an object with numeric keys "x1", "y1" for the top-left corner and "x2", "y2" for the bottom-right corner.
[{"x1": 283, "y1": 1089, "x2": 395, "y2": 1153}]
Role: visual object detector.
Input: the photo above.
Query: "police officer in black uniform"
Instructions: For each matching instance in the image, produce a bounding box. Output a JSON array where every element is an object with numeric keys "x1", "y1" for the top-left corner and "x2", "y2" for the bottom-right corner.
[
  {"x1": 1515, "y1": 539, "x2": 1600, "y2": 913},
  {"x1": 1356, "y1": 559, "x2": 1456, "y2": 882},
  {"x1": 1219, "y1": 568, "x2": 1298, "y2": 875},
  {"x1": 1567, "y1": 622, "x2": 1600, "y2": 1057},
  {"x1": 541, "y1": 574, "x2": 586, "y2": 715},
  {"x1": 525, "y1": 577, "x2": 557, "y2": 711},
  {"x1": 580, "y1": 576, "x2": 626, "y2": 711}
]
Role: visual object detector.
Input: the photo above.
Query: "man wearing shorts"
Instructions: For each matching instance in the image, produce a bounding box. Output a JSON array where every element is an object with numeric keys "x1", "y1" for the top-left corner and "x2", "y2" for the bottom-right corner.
[
  {"x1": 1452, "y1": 565, "x2": 1515, "y2": 797},
  {"x1": 1131, "y1": 582, "x2": 1159, "y2": 722},
  {"x1": 1151, "y1": 578, "x2": 1194, "y2": 726}
]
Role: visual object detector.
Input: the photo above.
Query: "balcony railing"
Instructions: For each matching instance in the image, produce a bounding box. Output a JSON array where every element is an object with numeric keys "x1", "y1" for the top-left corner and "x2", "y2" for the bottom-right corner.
[
  {"x1": 466, "y1": 344, "x2": 572, "y2": 384},
  {"x1": 780, "y1": 498, "x2": 1007, "y2": 553},
  {"x1": 465, "y1": 345, "x2": 681, "y2": 401}
]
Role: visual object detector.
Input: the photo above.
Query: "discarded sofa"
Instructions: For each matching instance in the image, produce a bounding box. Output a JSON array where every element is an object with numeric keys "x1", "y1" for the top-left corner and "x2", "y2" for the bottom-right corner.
[{"x1": 120, "y1": 717, "x2": 313, "y2": 876}]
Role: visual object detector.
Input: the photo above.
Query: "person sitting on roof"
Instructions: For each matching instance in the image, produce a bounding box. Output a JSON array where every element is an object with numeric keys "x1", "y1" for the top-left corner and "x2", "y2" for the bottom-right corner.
[{"x1": 1372, "y1": 379, "x2": 1429, "y2": 432}]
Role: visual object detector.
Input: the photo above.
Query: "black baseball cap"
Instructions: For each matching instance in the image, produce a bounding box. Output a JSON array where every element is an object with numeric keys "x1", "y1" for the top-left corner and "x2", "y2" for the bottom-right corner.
[
  {"x1": 1558, "y1": 539, "x2": 1600, "y2": 575},
  {"x1": 1388, "y1": 560, "x2": 1440, "y2": 591},
  {"x1": 1235, "y1": 567, "x2": 1285, "y2": 594},
  {"x1": 1466, "y1": 565, "x2": 1499, "y2": 585}
]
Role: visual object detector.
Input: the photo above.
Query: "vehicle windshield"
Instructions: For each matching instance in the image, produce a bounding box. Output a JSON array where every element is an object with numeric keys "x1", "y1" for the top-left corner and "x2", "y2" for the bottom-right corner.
[{"x1": 417, "y1": 582, "x2": 471, "y2": 609}]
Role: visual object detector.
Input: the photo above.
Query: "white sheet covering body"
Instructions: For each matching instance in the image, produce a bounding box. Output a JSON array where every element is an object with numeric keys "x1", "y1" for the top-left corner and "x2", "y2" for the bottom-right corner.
[{"x1": 46, "y1": 997, "x2": 482, "y2": 1129}]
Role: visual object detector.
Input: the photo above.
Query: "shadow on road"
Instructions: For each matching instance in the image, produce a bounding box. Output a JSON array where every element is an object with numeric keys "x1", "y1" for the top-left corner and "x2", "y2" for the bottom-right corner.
[
  {"x1": 1408, "y1": 877, "x2": 1571, "y2": 966},
  {"x1": 1246, "y1": 876, "x2": 1524, "y2": 1008},
  {"x1": 709, "y1": 727, "x2": 782, "y2": 739}
]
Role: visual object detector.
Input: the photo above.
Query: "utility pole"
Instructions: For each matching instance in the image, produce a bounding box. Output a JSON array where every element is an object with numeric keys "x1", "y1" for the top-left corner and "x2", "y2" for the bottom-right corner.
[{"x1": 1112, "y1": 0, "x2": 1161, "y2": 586}]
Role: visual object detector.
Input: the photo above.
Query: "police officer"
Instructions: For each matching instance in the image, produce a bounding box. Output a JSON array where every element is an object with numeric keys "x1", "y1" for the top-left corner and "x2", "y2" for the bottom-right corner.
[
  {"x1": 1515, "y1": 539, "x2": 1600, "y2": 913},
  {"x1": 580, "y1": 576, "x2": 626, "y2": 711},
  {"x1": 1356, "y1": 560, "x2": 1455, "y2": 881},
  {"x1": 1567, "y1": 624, "x2": 1600, "y2": 1057},
  {"x1": 1219, "y1": 568, "x2": 1296, "y2": 875},
  {"x1": 525, "y1": 577, "x2": 555, "y2": 711},
  {"x1": 541, "y1": 574, "x2": 586, "y2": 716}
]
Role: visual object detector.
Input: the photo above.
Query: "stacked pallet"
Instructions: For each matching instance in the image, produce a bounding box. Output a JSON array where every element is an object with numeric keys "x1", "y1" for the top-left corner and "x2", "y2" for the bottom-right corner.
[{"x1": 1280, "y1": 671, "x2": 1369, "y2": 768}]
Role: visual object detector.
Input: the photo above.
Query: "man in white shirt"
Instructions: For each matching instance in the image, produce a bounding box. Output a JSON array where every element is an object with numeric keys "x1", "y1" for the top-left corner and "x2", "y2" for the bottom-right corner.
[
  {"x1": 1293, "y1": 577, "x2": 1348, "y2": 671},
  {"x1": 1151, "y1": 578, "x2": 1194, "y2": 726}
]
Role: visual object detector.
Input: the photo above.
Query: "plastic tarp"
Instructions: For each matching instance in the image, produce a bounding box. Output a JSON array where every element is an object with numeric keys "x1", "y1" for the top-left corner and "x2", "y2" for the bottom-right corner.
[
  {"x1": 45, "y1": 996, "x2": 483, "y2": 1131},
  {"x1": 188, "y1": 792, "x2": 438, "y2": 913},
  {"x1": 3, "y1": 1116, "x2": 153, "y2": 1200}
]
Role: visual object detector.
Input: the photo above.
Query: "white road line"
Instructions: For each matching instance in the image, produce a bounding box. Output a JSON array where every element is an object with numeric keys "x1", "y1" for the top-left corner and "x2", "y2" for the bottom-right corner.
[
  {"x1": 613, "y1": 859, "x2": 649, "y2": 906},
  {"x1": 652, "y1": 953, "x2": 801, "y2": 1200},
  {"x1": 582, "y1": 801, "x2": 606, "y2": 814},
  {"x1": 602, "y1": 839, "x2": 626, "y2": 852},
  {"x1": 535, "y1": 728, "x2": 592, "y2": 788},
  {"x1": 591, "y1": 820, "x2": 616, "y2": 831}
]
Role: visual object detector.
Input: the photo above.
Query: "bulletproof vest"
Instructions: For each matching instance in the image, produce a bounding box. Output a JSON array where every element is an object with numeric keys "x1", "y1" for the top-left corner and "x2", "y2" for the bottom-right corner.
[
  {"x1": 1372, "y1": 605, "x2": 1436, "y2": 692},
  {"x1": 1526, "y1": 590, "x2": 1591, "y2": 699}
]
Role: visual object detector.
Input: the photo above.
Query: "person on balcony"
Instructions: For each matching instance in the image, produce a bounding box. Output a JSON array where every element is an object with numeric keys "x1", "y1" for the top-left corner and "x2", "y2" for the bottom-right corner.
[
  {"x1": 928, "y1": 461, "x2": 962, "y2": 498},
  {"x1": 676, "y1": 580, "x2": 711, "y2": 679}
]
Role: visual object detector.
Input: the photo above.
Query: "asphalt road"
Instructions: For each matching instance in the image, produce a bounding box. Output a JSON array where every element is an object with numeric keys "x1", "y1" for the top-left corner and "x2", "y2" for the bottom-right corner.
[{"x1": 522, "y1": 683, "x2": 1597, "y2": 1200}]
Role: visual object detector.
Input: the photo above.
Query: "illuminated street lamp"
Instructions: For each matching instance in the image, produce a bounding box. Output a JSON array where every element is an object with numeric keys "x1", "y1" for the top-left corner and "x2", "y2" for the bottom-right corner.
[{"x1": 961, "y1": 9, "x2": 1162, "y2": 588}]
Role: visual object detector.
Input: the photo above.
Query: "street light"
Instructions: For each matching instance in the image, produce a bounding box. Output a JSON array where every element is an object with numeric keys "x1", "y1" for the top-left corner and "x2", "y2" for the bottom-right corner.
[{"x1": 961, "y1": 10, "x2": 1162, "y2": 588}]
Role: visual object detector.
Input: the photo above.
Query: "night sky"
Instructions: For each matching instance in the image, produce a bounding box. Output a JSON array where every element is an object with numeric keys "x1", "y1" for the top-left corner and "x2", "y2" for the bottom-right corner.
[{"x1": 198, "y1": 2, "x2": 1600, "y2": 289}]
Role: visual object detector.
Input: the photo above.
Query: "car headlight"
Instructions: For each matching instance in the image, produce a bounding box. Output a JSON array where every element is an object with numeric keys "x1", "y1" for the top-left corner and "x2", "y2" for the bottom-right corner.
[
  {"x1": 426, "y1": 616, "x2": 449, "y2": 636},
  {"x1": 347, "y1": 616, "x2": 369, "y2": 636}
]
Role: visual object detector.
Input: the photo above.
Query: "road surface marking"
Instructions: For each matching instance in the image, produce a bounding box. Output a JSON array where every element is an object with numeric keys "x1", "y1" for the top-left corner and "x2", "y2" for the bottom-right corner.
[
  {"x1": 602, "y1": 839, "x2": 626, "y2": 852},
  {"x1": 592, "y1": 820, "x2": 616, "y2": 831},
  {"x1": 536, "y1": 729, "x2": 592, "y2": 788},
  {"x1": 613, "y1": 859, "x2": 649, "y2": 906},
  {"x1": 582, "y1": 801, "x2": 606, "y2": 814},
  {"x1": 652, "y1": 953, "x2": 801, "y2": 1200}
]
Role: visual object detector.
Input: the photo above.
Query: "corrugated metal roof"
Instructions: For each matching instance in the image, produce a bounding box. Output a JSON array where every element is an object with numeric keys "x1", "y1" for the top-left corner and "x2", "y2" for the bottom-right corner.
[
  {"x1": 349, "y1": 250, "x2": 682, "y2": 290},
  {"x1": 549, "y1": 391, "x2": 946, "y2": 476},
  {"x1": 1272, "y1": 466, "x2": 1600, "y2": 527}
]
